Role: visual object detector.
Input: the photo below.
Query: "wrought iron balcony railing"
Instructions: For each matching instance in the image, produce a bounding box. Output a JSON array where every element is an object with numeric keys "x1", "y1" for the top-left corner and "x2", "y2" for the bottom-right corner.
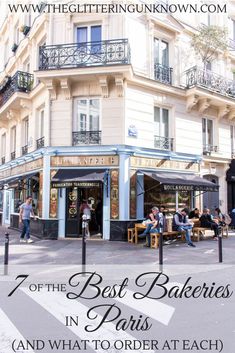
[
  {"x1": 1, "y1": 157, "x2": 5, "y2": 165},
  {"x1": 39, "y1": 39, "x2": 131, "y2": 70},
  {"x1": 154, "y1": 136, "x2": 174, "y2": 151},
  {"x1": 36, "y1": 137, "x2": 45, "y2": 149},
  {"x1": 72, "y1": 131, "x2": 101, "y2": 146},
  {"x1": 185, "y1": 66, "x2": 235, "y2": 98},
  {"x1": 0, "y1": 71, "x2": 34, "y2": 109},
  {"x1": 154, "y1": 63, "x2": 173, "y2": 85},
  {"x1": 203, "y1": 145, "x2": 219, "y2": 155},
  {"x1": 11, "y1": 151, "x2": 16, "y2": 160},
  {"x1": 22, "y1": 145, "x2": 28, "y2": 156}
]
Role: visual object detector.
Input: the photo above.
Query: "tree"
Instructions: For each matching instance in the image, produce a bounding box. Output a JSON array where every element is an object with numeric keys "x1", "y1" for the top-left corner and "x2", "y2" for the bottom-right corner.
[{"x1": 191, "y1": 25, "x2": 228, "y2": 70}]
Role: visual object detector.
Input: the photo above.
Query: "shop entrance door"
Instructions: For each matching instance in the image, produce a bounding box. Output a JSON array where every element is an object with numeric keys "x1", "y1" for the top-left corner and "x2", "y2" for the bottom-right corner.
[
  {"x1": 65, "y1": 187, "x2": 81, "y2": 238},
  {"x1": 203, "y1": 175, "x2": 219, "y2": 213},
  {"x1": 65, "y1": 184, "x2": 103, "y2": 237}
]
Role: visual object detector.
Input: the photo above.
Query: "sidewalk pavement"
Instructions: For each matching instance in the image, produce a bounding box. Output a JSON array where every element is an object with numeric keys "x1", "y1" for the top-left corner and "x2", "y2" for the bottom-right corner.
[{"x1": 0, "y1": 225, "x2": 235, "y2": 265}]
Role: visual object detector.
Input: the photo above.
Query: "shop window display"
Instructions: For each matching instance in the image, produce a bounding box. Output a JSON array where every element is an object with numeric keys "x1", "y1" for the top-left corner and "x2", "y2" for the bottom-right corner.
[
  {"x1": 143, "y1": 176, "x2": 192, "y2": 215},
  {"x1": 13, "y1": 175, "x2": 40, "y2": 215},
  {"x1": 0, "y1": 190, "x2": 3, "y2": 211}
]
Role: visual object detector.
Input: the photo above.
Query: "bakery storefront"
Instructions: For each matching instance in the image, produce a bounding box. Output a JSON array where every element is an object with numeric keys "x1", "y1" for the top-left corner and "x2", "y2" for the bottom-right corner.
[
  {"x1": 0, "y1": 153, "x2": 120, "y2": 240},
  {"x1": 129, "y1": 156, "x2": 219, "y2": 220},
  {"x1": 0, "y1": 158, "x2": 43, "y2": 230},
  {"x1": 51, "y1": 169, "x2": 107, "y2": 237},
  {"x1": 49, "y1": 155, "x2": 119, "y2": 240},
  {"x1": 0, "y1": 150, "x2": 219, "y2": 241}
]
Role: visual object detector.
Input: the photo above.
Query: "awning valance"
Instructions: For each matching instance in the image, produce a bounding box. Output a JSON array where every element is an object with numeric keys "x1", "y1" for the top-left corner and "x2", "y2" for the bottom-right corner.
[
  {"x1": 51, "y1": 169, "x2": 106, "y2": 188},
  {"x1": 140, "y1": 170, "x2": 219, "y2": 192}
]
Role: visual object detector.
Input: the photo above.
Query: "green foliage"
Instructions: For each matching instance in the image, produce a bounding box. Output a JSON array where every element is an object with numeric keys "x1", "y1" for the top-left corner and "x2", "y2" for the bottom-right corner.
[{"x1": 191, "y1": 26, "x2": 228, "y2": 65}]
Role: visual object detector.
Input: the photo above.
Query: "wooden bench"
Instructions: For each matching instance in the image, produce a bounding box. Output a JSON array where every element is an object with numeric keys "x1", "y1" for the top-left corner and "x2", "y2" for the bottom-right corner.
[
  {"x1": 221, "y1": 225, "x2": 229, "y2": 238},
  {"x1": 192, "y1": 227, "x2": 207, "y2": 241},
  {"x1": 127, "y1": 228, "x2": 137, "y2": 243},
  {"x1": 150, "y1": 231, "x2": 185, "y2": 249}
]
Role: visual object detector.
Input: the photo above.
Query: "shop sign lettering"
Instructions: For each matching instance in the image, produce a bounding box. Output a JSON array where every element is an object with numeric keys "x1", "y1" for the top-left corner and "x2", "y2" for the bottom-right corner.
[
  {"x1": 51, "y1": 156, "x2": 119, "y2": 167},
  {"x1": 0, "y1": 159, "x2": 43, "y2": 179},
  {"x1": 130, "y1": 157, "x2": 199, "y2": 172},
  {"x1": 51, "y1": 182, "x2": 100, "y2": 188},
  {"x1": 163, "y1": 185, "x2": 219, "y2": 192}
]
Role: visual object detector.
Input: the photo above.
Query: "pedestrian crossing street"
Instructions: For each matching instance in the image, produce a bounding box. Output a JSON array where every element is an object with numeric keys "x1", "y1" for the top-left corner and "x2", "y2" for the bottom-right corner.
[{"x1": 0, "y1": 280, "x2": 185, "y2": 353}]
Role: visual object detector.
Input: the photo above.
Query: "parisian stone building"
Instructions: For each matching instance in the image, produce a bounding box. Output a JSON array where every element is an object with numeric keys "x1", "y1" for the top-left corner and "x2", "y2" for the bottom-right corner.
[{"x1": 0, "y1": 0, "x2": 235, "y2": 240}]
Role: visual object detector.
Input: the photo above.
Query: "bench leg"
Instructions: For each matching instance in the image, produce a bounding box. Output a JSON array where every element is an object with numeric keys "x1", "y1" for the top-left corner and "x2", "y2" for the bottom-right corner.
[
  {"x1": 192, "y1": 230, "x2": 200, "y2": 242},
  {"x1": 151, "y1": 234, "x2": 159, "y2": 249},
  {"x1": 134, "y1": 233, "x2": 138, "y2": 244}
]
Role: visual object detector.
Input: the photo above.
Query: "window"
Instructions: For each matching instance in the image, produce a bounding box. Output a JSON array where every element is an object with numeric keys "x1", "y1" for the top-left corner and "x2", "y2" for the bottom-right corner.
[
  {"x1": 205, "y1": 61, "x2": 212, "y2": 71},
  {"x1": 154, "y1": 38, "x2": 169, "y2": 66},
  {"x1": 11, "y1": 126, "x2": 16, "y2": 153},
  {"x1": 15, "y1": 21, "x2": 19, "y2": 44},
  {"x1": 231, "y1": 125, "x2": 235, "y2": 157},
  {"x1": 154, "y1": 107, "x2": 169, "y2": 137},
  {"x1": 154, "y1": 107, "x2": 172, "y2": 150},
  {"x1": 25, "y1": 10, "x2": 31, "y2": 27},
  {"x1": 77, "y1": 25, "x2": 101, "y2": 44},
  {"x1": 230, "y1": 18, "x2": 235, "y2": 41},
  {"x1": 74, "y1": 99, "x2": 100, "y2": 132},
  {"x1": 39, "y1": 110, "x2": 44, "y2": 138},
  {"x1": 202, "y1": 118, "x2": 213, "y2": 148},
  {"x1": 4, "y1": 40, "x2": 9, "y2": 65},
  {"x1": 24, "y1": 59, "x2": 30, "y2": 73},
  {"x1": 23, "y1": 117, "x2": 29, "y2": 146},
  {"x1": 1, "y1": 133, "x2": 6, "y2": 158},
  {"x1": 77, "y1": 25, "x2": 102, "y2": 55}
]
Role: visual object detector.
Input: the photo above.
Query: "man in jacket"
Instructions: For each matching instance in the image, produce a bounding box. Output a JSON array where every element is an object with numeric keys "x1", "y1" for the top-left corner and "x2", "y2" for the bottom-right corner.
[
  {"x1": 200, "y1": 208, "x2": 220, "y2": 239},
  {"x1": 173, "y1": 208, "x2": 195, "y2": 247}
]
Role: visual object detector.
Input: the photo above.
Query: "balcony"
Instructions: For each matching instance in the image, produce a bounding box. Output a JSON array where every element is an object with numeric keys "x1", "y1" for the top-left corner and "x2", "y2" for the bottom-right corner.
[
  {"x1": 72, "y1": 131, "x2": 101, "y2": 146},
  {"x1": 36, "y1": 137, "x2": 45, "y2": 149},
  {"x1": 154, "y1": 136, "x2": 174, "y2": 151},
  {"x1": 154, "y1": 63, "x2": 173, "y2": 85},
  {"x1": 0, "y1": 71, "x2": 34, "y2": 109},
  {"x1": 203, "y1": 145, "x2": 219, "y2": 156},
  {"x1": 39, "y1": 39, "x2": 130, "y2": 70},
  {"x1": 22, "y1": 145, "x2": 28, "y2": 156},
  {"x1": 185, "y1": 66, "x2": 235, "y2": 99},
  {"x1": 1, "y1": 157, "x2": 5, "y2": 165},
  {"x1": 11, "y1": 151, "x2": 16, "y2": 160}
]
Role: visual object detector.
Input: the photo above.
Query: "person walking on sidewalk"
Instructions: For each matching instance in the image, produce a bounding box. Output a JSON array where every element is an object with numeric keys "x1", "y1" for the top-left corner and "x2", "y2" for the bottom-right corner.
[{"x1": 19, "y1": 196, "x2": 36, "y2": 243}]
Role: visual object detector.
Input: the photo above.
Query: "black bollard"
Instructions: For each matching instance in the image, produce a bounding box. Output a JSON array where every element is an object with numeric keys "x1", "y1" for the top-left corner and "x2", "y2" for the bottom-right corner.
[
  {"x1": 82, "y1": 215, "x2": 87, "y2": 266},
  {"x1": 159, "y1": 232, "x2": 163, "y2": 266},
  {"x1": 218, "y1": 233, "x2": 223, "y2": 263},
  {"x1": 4, "y1": 233, "x2": 9, "y2": 265}
]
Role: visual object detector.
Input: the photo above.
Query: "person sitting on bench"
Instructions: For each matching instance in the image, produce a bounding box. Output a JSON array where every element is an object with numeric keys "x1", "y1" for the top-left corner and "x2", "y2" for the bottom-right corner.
[
  {"x1": 173, "y1": 208, "x2": 196, "y2": 247},
  {"x1": 199, "y1": 208, "x2": 221, "y2": 240},
  {"x1": 139, "y1": 207, "x2": 163, "y2": 247}
]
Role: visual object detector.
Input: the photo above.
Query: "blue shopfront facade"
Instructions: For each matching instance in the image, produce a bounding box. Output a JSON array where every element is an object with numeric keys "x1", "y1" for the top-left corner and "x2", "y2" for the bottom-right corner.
[{"x1": 0, "y1": 145, "x2": 218, "y2": 240}]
